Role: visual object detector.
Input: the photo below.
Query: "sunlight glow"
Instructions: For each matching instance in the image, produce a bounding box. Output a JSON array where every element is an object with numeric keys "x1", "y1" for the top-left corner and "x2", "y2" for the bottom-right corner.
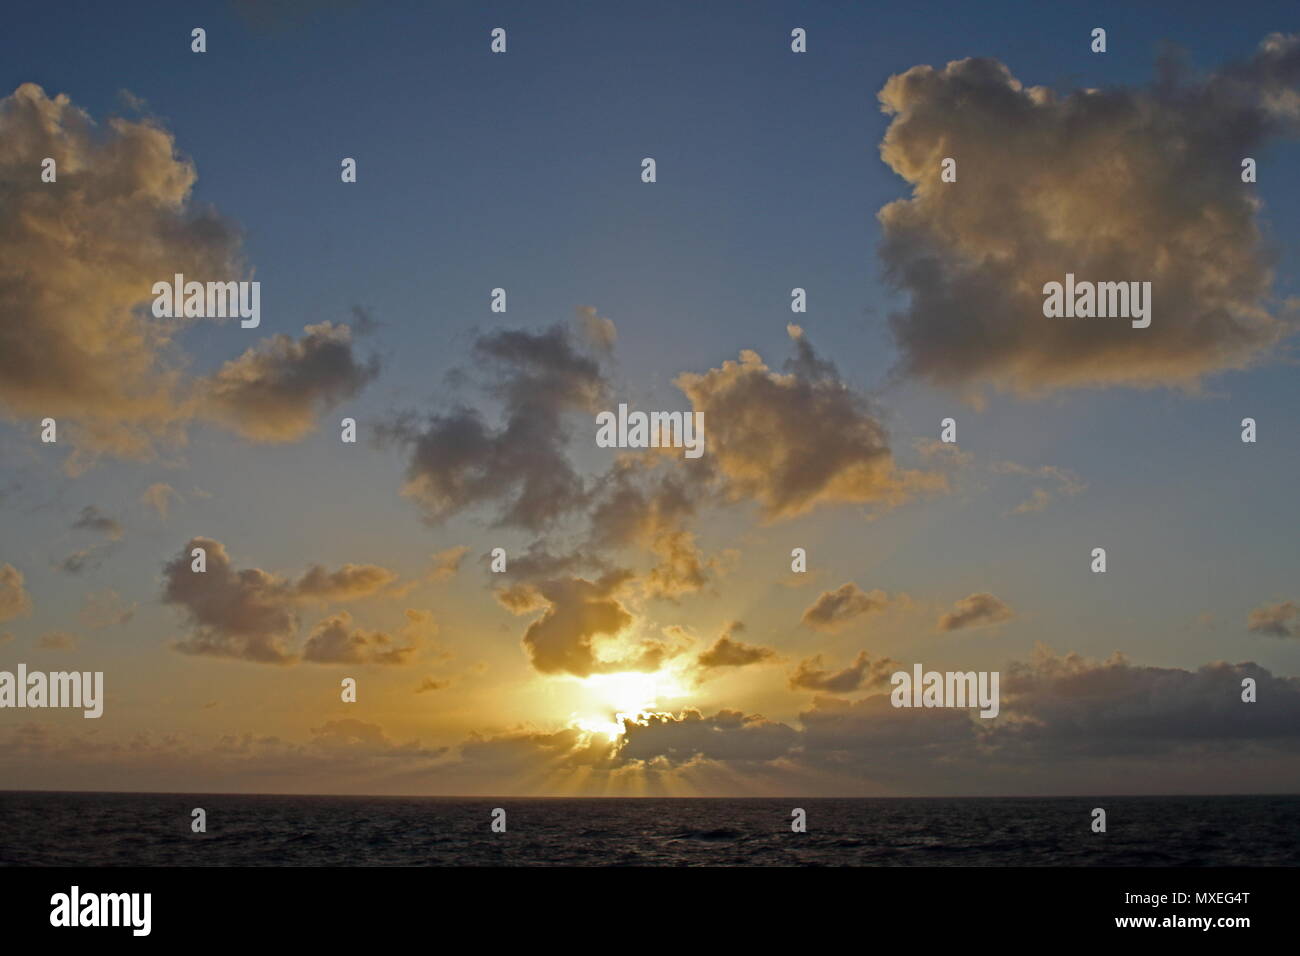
[{"x1": 569, "y1": 670, "x2": 689, "y2": 740}]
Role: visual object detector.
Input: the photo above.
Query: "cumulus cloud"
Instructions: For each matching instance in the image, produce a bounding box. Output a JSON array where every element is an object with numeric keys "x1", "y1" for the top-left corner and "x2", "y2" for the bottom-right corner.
[
  {"x1": 161, "y1": 537, "x2": 404, "y2": 665},
  {"x1": 0, "y1": 564, "x2": 33, "y2": 621},
  {"x1": 589, "y1": 459, "x2": 714, "y2": 598},
  {"x1": 0, "y1": 83, "x2": 242, "y2": 465},
  {"x1": 382, "y1": 323, "x2": 607, "y2": 530},
  {"x1": 1248, "y1": 600, "x2": 1299, "y2": 637},
  {"x1": 937, "y1": 592, "x2": 1014, "y2": 632},
  {"x1": 697, "y1": 622, "x2": 776, "y2": 671},
  {"x1": 502, "y1": 571, "x2": 672, "y2": 678},
  {"x1": 292, "y1": 562, "x2": 397, "y2": 601},
  {"x1": 0, "y1": 84, "x2": 376, "y2": 466},
  {"x1": 878, "y1": 36, "x2": 1299, "y2": 397},
  {"x1": 789, "y1": 650, "x2": 901, "y2": 693},
  {"x1": 801, "y1": 583, "x2": 895, "y2": 633},
  {"x1": 676, "y1": 325, "x2": 944, "y2": 520},
  {"x1": 200, "y1": 322, "x2": 379, "y2": 442},
  {"x1": 301, "y1": 611, "x2": 418, "y2": 666}
]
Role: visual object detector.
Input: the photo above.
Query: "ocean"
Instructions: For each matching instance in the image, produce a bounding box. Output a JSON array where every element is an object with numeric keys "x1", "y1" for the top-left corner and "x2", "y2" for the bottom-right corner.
[{"x1": 2, "y1": 792, "x2": 1296, "y2": 867}]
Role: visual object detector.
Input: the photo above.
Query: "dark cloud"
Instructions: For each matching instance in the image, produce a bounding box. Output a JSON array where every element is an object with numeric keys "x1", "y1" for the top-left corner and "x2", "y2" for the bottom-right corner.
[
  {"x1": 161, "y1": 537, "x2": 405, "y2": 665},
  {"x1": 801, "y1": 583, "x2": 895, "y2": 633},
  {"x1": 382, "y1": 323, "x2": 607, "y2": 530},
  {"x1": 588, "y1": 459, "x2": 713, "y2": 599},
  {"x1": 55, "y1": 547, "x2": 106, "y2": 575},
  {"x1": 201, "y1": 322, "x2": 379, "y2": 442},
  {"x1": 789, "y1": 650, "x2": 901, "y2": 693},
  {"x1": 301, "y1": 611, "x2": 417, "y2": 666},
  {"x1": 697, "y1": 622, "x2": 776, "y2": 671},
  {"x1": 292, "y1": 562, "x2": 397, "y2": 601},
  {"x1": 617, "y1": 709, "x2": 799, "y2": 767},
  {"x1": 937, "y1": 592, "x2": 1014, "y2": 632},
  {"x1": 71, "y1": 505, "x2": 123, "y2": 540}
]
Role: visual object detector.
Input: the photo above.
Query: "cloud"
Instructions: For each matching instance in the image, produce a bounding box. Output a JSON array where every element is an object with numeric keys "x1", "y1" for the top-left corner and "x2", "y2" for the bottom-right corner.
[
  {"x1": 617, "y1": 709, "x2": 800, "y2": 767},
  {"x1": 0, "y1": 717, "x2": 448, "y2": 796},
  {"x1": 576, "y1": 305, "x2": 617, "y2": 352},
  {"x1": 0, "y1": 564, "x2": 33, "y2": 622},
  {"x1": 992, "y1": 462, "x2": 1086, "y2": 514},
  {"x1": 37, "y1": 631, "x2": 76, "y2": 650},
  {"x1": 161, "y1": 537, "x2": 404, "y2": 665},
  {"x1": 0, "y1": 85, "x2": 376, "y2": 466},
  {"x1": 503, "y1": 570, "x2": 670, "y2": 678},
  {"x1": 878, "y1": 36, "x2": 1299, "y2": 397},
  {"x1": 55, "y1": 548, "x2": 103, "y2": 575},
  {"x1": 162, "y1": 538, "x2": 300, "y2": 664},
  {"x1": 994, "y1": 644, "x2": 1300, "y2": 750},
  {"x1": 79, "y1": 589, "x2": 136, "y2": 629},
  {"x1": 382, "y1": 323, "x2": 607, "y2": 530},
  {"x1": 200, "y1": 322, "x2": 379, "y2": 442},
  {"x1": 801, "y1": 583, "x2": 895, "y2": 633},
  {"x1": 292, "y1": 563, "x2": 397, "y2": 601},
  {"x1": 697, "y1": 622, "x2": 776, "y2": 671},
  {"x1": 71, "y1": 505, "x2": 123, "y2": 540},
  {"x1": 141, "y1": 482, "x2": 180, "y2": 519},
  {"x1": 415, "y1": 676, "x2": 450, "y2": 693},
  {"x1": 588, "y1": 459, "x2": 714, "y2": 598},
  {"x1": 429, "y1": 546, "x2": 469, "y2": 582},
  {"x1": 1248, "y1": 600, "x2": 1299, "y2": 637},
  {"x1": 0, "y1": 83, "x2": 243, "y2": 466},
  {"x1": 937, "y1": 592, "x2": 1014, "y2": 632},
  {"x1": 6, "y1": 648, "x2": 1300, "y2": 795},
  {"x1": 301, "y1": 611, "x2": 418, "y2": 666},
  {"x1": 795, "y1": 647, "x2": 1300, "y2": 793},
  {"x1": 789, "y1": 650, "x2": 901, "y2": 693},
  {"x1": 675, "y1": 325, "x2": 944, "y2": 520}
]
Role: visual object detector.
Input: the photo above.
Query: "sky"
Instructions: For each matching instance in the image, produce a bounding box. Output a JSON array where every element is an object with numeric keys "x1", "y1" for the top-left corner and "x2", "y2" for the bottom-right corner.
[{"x1": 1, "y1": 0, "x2": 1299, "y2": 797}]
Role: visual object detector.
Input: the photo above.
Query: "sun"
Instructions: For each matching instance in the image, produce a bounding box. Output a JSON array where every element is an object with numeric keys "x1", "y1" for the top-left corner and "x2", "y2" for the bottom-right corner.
[{"x1": 570, "y1": 670, "x2": 688, "y2": 739}]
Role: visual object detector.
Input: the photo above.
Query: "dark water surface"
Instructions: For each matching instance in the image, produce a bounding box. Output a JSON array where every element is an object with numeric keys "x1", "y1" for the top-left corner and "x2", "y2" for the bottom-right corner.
[{"x1": 2, "y1": 791, "x2": 1296, "y2": 866}]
